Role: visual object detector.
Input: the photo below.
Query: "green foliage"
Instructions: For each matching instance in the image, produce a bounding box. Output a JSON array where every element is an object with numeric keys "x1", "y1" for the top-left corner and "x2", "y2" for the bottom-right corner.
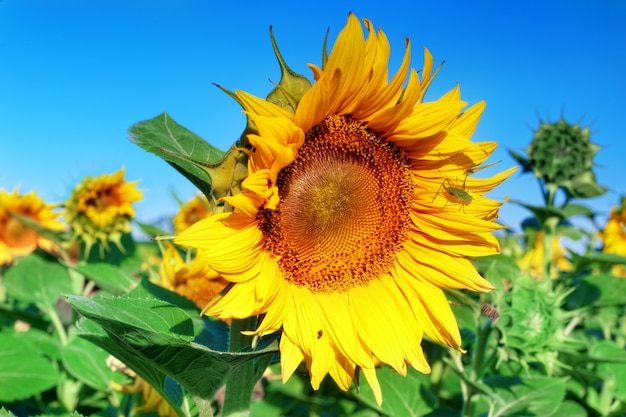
[
  {"x1": 0, "y1": 333, "x2": 62, "y2": 402},
  {"x1": 2, "y1": 74, "x2": 625, "y2": 417},
  {"x1": 128, "y1": 112, "x2": 247, "y2": 201}
]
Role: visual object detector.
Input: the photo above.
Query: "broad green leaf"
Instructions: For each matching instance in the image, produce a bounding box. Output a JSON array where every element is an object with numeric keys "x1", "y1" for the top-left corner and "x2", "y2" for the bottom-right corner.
[
  {"x1": 560, "y1": 203, "x2": 594, "y2": 219},
  {"x1": 3, "y1": 254, "x2": 74, "y2": 314},
  {"x1": 580, "y1": 273, "x2": 626, "y2": 307},
  {"x1": 353, "y1": 365, "x2": 435, "y2": 417},
  {"x1": 72, "y1": 263, "x2": 137, "y2": 295},
  {"x1": 68, "y1": 279, "x2": 276, "y2": 412},
  {"x1": 591, "y1": 341, "x2": 626, "y2": 401},
  {"x1": 570, "y1": 252, "x2": 626, "y2": 274},
  {"x1": 62, "y1": 336, "x2": 116, "y2": 390},
  {"x1": 76, "y1": 318, "x2": 180, "y2": 413},
  {"x1": 0, "y1": 408, "x2": 17, "y2": 417},
  {"x1": 510, "y1": 201, "x2": 568, "y2": 224},
  {"x1": 0, "y1": 332, "x2": 61, "y2": 401},
  {"x1": 487, "y1": 376, "x2": 566, "y2": 417},
  {"x1": 12, "y1": 328, "x2": 62, "y2": 360},
  {"x1": 128, "y1": 111, "x2": 228, "y2": 198},
  {"x1": 549, "y1": 400, "x2": 588, "y2": 417},
  {"x1": 589, "y1": 340, "x2": 626, "y2": 363}
]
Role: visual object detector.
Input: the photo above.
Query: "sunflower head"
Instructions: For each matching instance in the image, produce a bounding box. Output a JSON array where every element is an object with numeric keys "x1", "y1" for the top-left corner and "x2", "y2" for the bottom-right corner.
[
  {"x1": 175, "y1": 14, "x2": 516, "y2": 404},
  {"x1": 158, "y1": 244, "x2": 229, "y2": 309},
  {"x1": 64, "y1": 168, "x2": 142, "y2": 256},
  {"x1": 511, "y1": 117, "x2": 605, "y2": 199},
  {"x1": 0, "y1": 188, "x2": 65, "y2": 265},
  {"x1": 173, "y1": 195, "x2": 212, "y2": 235}
]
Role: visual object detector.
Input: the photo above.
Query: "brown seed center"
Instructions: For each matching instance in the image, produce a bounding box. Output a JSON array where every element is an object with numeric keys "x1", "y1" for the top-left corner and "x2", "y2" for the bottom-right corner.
[{"x1": 259, "y1": 115, "x2": 412, "y2": 293}]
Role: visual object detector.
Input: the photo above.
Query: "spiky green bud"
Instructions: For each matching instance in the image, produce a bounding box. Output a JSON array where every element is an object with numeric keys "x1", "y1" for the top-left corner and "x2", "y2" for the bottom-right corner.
[{"x1": 512, "y1": 118, "x2": 605, "y2": 199}]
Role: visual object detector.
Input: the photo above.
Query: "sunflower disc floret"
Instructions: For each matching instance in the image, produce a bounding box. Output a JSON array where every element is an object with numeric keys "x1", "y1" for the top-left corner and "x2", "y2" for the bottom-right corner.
[{"x1": 175, "y1": 14, "x2": 516, "y2": 404}]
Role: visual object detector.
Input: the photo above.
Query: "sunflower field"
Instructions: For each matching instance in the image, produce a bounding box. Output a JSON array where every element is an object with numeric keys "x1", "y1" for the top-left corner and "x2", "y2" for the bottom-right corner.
[{"x1": 2, "y1": 14, "x2": 626, "y2": 417}]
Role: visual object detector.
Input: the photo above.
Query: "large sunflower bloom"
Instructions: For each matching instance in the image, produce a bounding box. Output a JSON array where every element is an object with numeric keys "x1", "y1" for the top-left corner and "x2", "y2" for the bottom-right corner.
[
  {"x1": 0, "y1": 188, "x2": 65, "y2": 265},
  {"x1": 173, "y1": 195, "x2": 212, "y2": 235},
  {"x1": 599, "y1": 205, "x2": 626, "y2": 277},
  {"x1": 176, "y1": 14, "x2": 515, "y2": 404},
  {"x1": 64, "y1": 168, "x2": 142, "y2": 254},
  {"x1": 158, "y1": 244, "x2": 229, "y2": 308}
]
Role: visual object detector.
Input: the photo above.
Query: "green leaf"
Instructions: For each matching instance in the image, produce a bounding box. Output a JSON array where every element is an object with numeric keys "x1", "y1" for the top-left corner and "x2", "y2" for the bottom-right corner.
[
  {"x1": 573, "y1": 272, "x2": 626, "y2": 307},
  {"x1": 510, "y1": 201, "x2": 569, "y2": 224},
  {"x1": 486, "y1": 376, "x2": 566, "y2": 417},
  {"x1": 0, "y1": 332, "x2": 62, "y2": 401},
  {"x1": 62, "y1": 336, "x2": 116, "y2": 390},
  {"x1": 72, "y1": 263, "x2": 137, "y2": 295},
  {"x1": 67, "y1": 279, "x2": 276, "y2": 412},
  {"x1": 354, "y1": 366, "x2": 435, "y2": 417},
  {"x1": 134, "y1": 220, "x2": 171, "y2": 238},
  {"x1": 548, "y1": 400, "x2": 588, "y2": 417},
  {"x1": 3, "y1": 254, "x2": 74, "y2": 313},
  {"x1": 560, "y1": 203, "x2": 595, "y2": 218},
  {"x1": 0, "y1": 408, "x2": 17, "y2": 417},
  {"x1": 567, "y1": 170, "x2": 607, "y2": 199},
  {"x1": 570, "y1": 252, "x2": 626, "y2": 273},
  {"x1": 128, "y1": 111, "x2": 228, "y2": 198},
  {"x1": 12, "y1": 328, "x2": 62, "y2": 360}
]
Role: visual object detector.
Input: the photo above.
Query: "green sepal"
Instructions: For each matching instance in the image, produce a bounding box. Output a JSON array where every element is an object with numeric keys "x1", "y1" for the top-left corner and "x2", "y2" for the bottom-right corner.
[
  {"x1": 563, "y1": 170, "x2": 607, "y2": 199},
  {"x1": 265, "y1": 26, "x2": 312, "y2": 113}
]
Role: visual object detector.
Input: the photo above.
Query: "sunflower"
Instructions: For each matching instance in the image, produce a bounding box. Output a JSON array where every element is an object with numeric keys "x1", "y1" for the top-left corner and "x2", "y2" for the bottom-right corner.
[
  {"x1": 518, "y1": 231, "x2": 573, "y2": 280},
  {"x1": 599, "y1": 204, "x2": 626, "y2": 277},
  {"x1": 173, "y1": 195, "x2": 212, "y2": 235},
  {"x1": 0, "y1": 188, "x2": 64, "y2": 265},
  {"x1": 175, "y1": 14, "x2": 515, "y2": 404},
  {"x1": 158, "y1": 244, "x2": 229, "y2": 308},
  {"x1": 64, "y1": 168, "x2": 142, "y2": 254}
]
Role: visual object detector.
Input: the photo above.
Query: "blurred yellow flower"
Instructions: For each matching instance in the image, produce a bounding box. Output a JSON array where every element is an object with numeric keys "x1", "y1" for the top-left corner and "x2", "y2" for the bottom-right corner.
[
  {"x1": 159, "y1": 244, "x2": 229, "y2": 309},
  {"x1": 0, "y1": 188, "x2": 64, "y2": 265},
  {"x1": 64, "y1": 168, "x2": 142, "y2": 255},
  {"x1": 176, "y1": 14, "x2": 515, "y2": 404},
  {"x1": 599, "y1": 204, "x2": 626, "y2": 276},
  {"x1": 108, "y1": 356, "x2": 177, "y2": 417},
  {"x1": 173, "y1": 194, "x2": 212, "y2": 235},
  {"x1": 518, "y1": 231, "x2": 573, "y2": 280}
]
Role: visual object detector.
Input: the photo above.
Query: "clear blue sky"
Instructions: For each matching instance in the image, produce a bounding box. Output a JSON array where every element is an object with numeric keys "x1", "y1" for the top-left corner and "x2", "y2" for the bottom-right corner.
[{"x1": 1, "y1": 0, "x2": 624, "y2": 234}]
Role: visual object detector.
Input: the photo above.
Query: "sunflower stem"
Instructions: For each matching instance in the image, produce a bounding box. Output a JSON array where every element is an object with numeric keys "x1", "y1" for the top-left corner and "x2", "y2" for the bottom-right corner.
[{"x1": 221, "y1": 316, "x2": 259, "y2": 417}]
